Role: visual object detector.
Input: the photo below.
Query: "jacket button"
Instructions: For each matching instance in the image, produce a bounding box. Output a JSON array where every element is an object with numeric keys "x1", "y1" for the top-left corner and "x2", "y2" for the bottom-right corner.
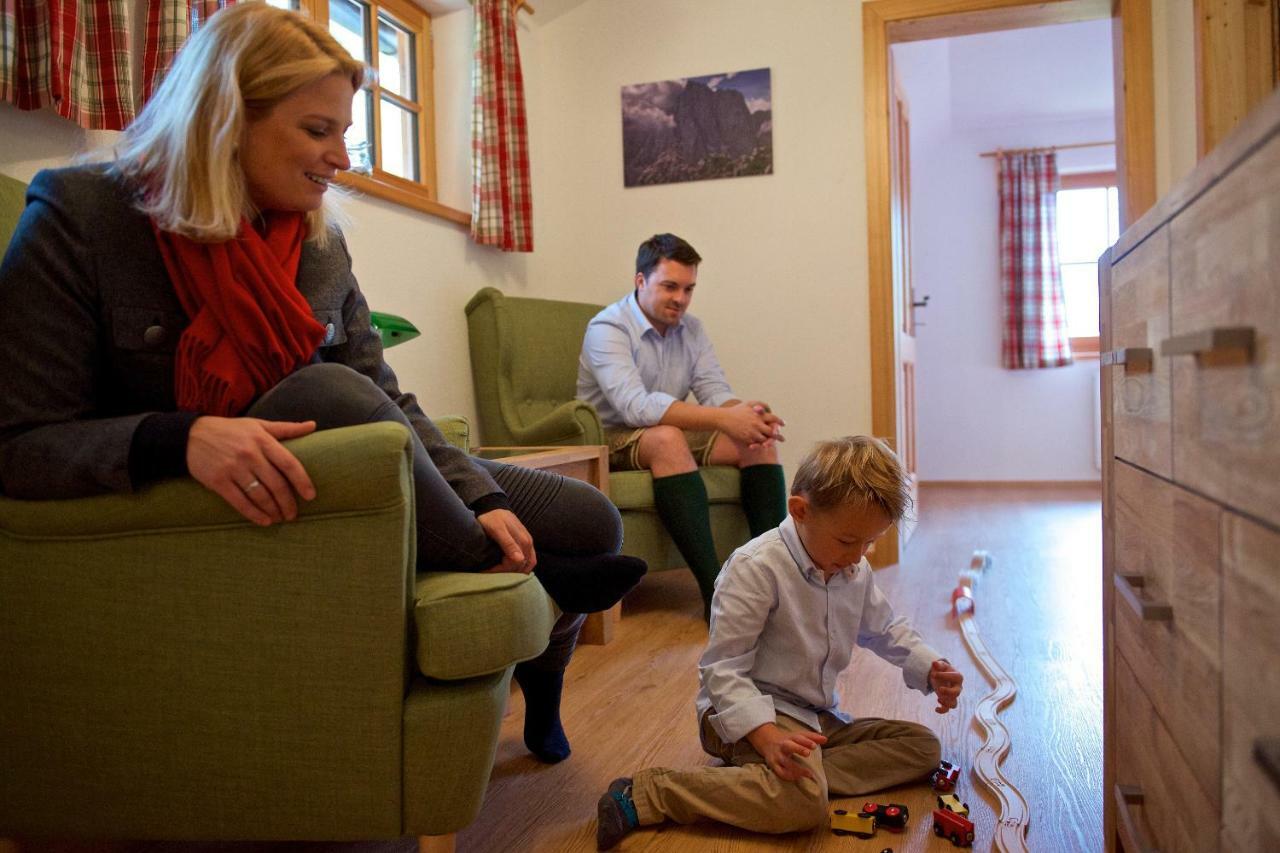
[
  {"x1": 323, "y1": 323, "x2": 336, "y2": 345},
  {"x1": 143, "y1": 325, "x2": 167, "y2": 346}
]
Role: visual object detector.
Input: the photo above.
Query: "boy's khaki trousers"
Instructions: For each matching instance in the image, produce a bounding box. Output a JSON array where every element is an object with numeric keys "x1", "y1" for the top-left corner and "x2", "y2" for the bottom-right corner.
[{"x1": 631, "y1": 711, "x2": 940, "y2": 834}]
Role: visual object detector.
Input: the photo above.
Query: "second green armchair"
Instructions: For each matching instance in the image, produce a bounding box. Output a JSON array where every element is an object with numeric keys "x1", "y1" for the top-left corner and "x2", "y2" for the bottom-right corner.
[{"x1": 465, "y1": 286, "x2": 750, "y2": 576}]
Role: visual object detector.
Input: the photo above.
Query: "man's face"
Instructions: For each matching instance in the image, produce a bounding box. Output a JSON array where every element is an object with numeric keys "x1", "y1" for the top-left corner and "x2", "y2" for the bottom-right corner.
[{"x1": 635, "y1": 258, "x2": 697, "y2": 335}]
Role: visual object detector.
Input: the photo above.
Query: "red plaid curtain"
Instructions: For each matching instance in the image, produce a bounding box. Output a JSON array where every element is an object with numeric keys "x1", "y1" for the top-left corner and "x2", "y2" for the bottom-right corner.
[
  {"x1": 471, "y1": 0, "x2": 533, "y2": 252},
  {"x1": 0, "y1": 0, "x2": 133, "y2": 130},
  {"x1": 998, "y1": 151, "x2": 1072, "y2": 369},
  {"x1": 143, "y1": 1, "x2": 236, "y2": 102}
]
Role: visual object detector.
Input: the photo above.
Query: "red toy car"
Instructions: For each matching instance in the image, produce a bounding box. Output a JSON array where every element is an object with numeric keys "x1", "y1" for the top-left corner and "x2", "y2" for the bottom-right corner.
[
  {"x1": 932, "y1": 807, "x2": 976, "y2": 847},
  {"x1": 932, "y1": 758, "x2": 961, "y2": 792},
  {"x1": 858, "y1": 801, "x2": 909, "y2": 831}
]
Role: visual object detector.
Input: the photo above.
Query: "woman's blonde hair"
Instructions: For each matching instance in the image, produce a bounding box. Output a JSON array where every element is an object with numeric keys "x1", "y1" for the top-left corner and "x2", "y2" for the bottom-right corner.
[
  {"x1": 113, "y1": 1, "x2": 364, "y2": 244},
  {"x1": 790, "y1": 436, "x2": 913, "y2": 521}
]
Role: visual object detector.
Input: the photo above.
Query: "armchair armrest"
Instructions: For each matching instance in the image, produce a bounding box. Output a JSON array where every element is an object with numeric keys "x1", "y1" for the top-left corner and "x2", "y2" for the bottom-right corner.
[
  {"x1": 502, "y1": 398, "x2": 605, "y2": 447},
  {"x1": 433, "y1": 414, "x2": 470, "y2": 452}
]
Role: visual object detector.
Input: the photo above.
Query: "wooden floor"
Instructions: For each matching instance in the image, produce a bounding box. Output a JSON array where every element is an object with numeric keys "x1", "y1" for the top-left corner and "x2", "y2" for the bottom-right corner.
[
  {"x1": 462, "y1": 482, "x2": 1104, "y2": 853},
  {"x1": 14, "y1": 484, "x2": 1102, "y2": 853}
]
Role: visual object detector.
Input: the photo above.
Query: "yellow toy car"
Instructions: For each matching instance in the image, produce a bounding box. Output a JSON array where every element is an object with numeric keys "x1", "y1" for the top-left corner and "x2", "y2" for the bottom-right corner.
[
  {"x1": 937, "y1": 792, "x2": 970, "y2": 817},
  {"x1": 830, "y1": 807, "x2": 876, "y2": 838}
]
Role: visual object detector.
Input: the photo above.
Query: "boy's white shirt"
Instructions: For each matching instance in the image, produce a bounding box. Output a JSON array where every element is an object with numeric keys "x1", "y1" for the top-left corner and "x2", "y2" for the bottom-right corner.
[{"x1": 697, "y1": 514, "x2": 941, "y2": 744}]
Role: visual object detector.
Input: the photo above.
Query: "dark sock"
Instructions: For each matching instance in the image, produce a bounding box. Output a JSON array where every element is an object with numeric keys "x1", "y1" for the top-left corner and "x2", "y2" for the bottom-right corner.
[
  {"x1": 651, "y1": 471, "x2": 722, "y2": 608},
  {"x1": 533, "y1": 552, "x2": 647, "y2": 614},
  {"x1": 514, "y1": 662, "x2": 570, "y2": 763},
  {"x1": 739, "y1": 463, "x2": 787, "y2": 537}
]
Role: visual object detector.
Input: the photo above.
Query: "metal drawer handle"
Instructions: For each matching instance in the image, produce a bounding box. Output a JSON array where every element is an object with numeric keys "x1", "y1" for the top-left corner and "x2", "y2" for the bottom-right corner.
[
  {"x1": 1101, "y1": 347, "x2": 1153, "y2": 371},
  {"x1": 1115, "y1": 573, "x2": 1173, "y2": 621},
  {"x1": 1160, "y1": 326, "x2": 1255, "y2": 359},
  {"x1": 1255, "y1": 738, "x2": 1280, "y2": 793},
  {"x1": 1114, "y1": 785, "x2": 1160, "y2": 853}
]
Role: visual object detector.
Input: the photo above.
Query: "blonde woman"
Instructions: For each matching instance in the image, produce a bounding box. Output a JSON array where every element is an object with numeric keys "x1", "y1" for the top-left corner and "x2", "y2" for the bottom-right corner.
[{"x1": 0, "y1": 1, "x2": 643, "y2": 764}]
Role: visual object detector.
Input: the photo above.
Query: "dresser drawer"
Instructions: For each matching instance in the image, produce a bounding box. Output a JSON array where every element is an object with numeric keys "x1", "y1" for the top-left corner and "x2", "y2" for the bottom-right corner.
[
  {"x1": 1114, "y1": 652, "x2": 1218, "y2": 853},
  {"x1": 1113, "y1": 461, "x2": 1221, "y2": 807},
  {"x1": 1167, "y1": 129, "x2": 1280, "y2": 529},
  {"x1": 1109, "y1": 227, "x2": 1172, "y2": 478},
  {"x1": 1221, "y1": 511, "x2": 1280, "y2": 850}
]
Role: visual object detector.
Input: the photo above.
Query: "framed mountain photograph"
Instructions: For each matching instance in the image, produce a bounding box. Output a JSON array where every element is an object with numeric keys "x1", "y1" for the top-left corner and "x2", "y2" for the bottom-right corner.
[{"x1": 621, "y1": 67, "x2": 773, "y2": 187}]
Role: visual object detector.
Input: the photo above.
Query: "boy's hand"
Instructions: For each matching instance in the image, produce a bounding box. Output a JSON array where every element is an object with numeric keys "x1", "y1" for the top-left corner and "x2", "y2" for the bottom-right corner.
[
  {"x1": 745, "y1": 722, "x2": 827, "y2": 782},
  {"x1": 929, "y1": 660, "x2": 964, "y2": 714}
]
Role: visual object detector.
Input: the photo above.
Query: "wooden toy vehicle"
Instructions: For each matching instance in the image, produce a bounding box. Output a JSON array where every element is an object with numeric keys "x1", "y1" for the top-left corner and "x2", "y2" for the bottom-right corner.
[
  {"x1": 932, "y1": 807, "x2": 976, "y2": 847},
  {"x1": 830, "y1": 807, "x2": 876, "y2": 838},
  {"x1": 858, "y1": 801, "x2": 908, "y2": 831},
  {"x1": 936, "y1": 792, "x2": 970, "y2": 816},
  {"x1": 932, "y1": 758, "x2": 961, "y2": 792}
]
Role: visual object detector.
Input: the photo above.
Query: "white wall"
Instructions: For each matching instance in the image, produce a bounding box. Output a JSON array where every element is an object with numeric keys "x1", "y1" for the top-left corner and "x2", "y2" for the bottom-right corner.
[
  {"x1": 521, "y1": 0, "x2": 869, "y2": 474},
  {"x1": 894, "y1": 28, "x2": 1112, "y2": 482}
]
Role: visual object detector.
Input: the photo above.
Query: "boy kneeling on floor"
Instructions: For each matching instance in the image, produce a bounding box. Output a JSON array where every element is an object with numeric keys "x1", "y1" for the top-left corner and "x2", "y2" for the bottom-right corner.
[{"x1": 596, "y1": 436, "x2": 964, "y2": 849}]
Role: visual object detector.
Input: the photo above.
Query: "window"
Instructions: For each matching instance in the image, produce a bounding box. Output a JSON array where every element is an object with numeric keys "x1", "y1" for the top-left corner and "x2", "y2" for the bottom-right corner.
[
  {"x1": 285, "y1": 0, "x2": 468, "y2": 225},
  {"x1": 1055, "y1": 171, "x2": 1119, "y2": 358}
]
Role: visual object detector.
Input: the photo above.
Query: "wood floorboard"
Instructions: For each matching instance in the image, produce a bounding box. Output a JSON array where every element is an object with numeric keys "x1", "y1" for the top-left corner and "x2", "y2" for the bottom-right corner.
[
  {"x1": 461, "y1": 482, "x2": 1104, "y2": 853},
  {"x1": 14, "y1": 484, "x2": 1101, "y2": 853}
]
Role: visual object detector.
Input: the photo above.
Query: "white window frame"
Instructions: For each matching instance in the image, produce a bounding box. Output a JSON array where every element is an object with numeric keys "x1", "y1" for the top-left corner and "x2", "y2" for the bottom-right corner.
[{"x1": 1056, "y1": 170, "x2": 1117, "y2": 359}]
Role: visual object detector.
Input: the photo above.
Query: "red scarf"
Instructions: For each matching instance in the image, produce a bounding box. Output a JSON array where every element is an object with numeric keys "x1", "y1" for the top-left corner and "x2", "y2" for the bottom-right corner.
[{"x1": 152, "y1": 213, "x2": 326, "y2": 416}]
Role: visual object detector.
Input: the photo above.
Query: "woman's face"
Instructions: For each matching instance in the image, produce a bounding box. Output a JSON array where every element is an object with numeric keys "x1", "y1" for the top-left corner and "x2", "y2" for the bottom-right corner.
[{"x1": 241, "y1": 72, "x2": 354, "y2": 213}]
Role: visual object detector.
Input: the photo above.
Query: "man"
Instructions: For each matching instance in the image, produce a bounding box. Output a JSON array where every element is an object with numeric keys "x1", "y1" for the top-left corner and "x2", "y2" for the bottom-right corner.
[{"x1": 577, "y1": 233, "x2": 787, "y2": 613}]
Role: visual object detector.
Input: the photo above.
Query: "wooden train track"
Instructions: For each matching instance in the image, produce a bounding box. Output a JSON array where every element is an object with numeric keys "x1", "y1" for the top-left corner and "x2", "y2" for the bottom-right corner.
[{"x1": 952, "y1": 550, "x2": 1031, "y2": 853}]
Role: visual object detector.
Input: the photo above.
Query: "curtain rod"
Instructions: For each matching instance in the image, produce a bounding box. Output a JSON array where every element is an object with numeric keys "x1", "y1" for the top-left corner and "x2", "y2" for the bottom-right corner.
[{"x1": 979, "y1": 140, "x2": 1115, "y2": 158}]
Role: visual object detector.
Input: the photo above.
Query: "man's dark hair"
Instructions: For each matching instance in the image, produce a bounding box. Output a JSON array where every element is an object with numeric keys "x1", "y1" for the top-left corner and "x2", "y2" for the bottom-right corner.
[{"x1": 636, "y1": 233, "x2": 702, "y2": 278}]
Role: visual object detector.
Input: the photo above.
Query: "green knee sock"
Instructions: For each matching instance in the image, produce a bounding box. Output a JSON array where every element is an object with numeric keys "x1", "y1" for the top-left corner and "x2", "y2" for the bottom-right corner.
[
  {"x1": 739, "y1": 464, "x2": 787, "y2": 537},
  {"x1": 652, "y1": 470, "x2": 722, "y2": 608}
]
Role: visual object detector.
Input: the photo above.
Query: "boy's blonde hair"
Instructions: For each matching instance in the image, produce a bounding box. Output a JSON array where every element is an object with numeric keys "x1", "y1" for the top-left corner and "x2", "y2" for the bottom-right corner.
[
  {"x1": 113, "y1": 1, "x2": 365, "y2": 244},
  {"x1": 790, "y1": 436, "x2": 912, "y2": 521}
]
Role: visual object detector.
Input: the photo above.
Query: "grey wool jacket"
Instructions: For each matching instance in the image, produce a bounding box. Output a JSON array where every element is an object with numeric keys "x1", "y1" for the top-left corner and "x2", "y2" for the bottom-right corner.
[{"x1": 0, "y1": 165, "x2": 499, "y2": 505}]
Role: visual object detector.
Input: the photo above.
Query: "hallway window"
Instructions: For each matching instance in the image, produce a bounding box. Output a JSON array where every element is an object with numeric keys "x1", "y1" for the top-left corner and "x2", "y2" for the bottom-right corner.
[{"x1": 1056, "y1": 171, "x2": 1119, "y2": 356}]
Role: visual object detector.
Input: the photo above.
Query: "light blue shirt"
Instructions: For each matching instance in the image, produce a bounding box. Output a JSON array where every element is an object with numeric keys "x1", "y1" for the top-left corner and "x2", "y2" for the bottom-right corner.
[
  {"x1": 697, "y1": 515, "x2": 941, "y2": 744},
  {"x1": 576, "y1": 293, "x2": 736, "y2": 429}
]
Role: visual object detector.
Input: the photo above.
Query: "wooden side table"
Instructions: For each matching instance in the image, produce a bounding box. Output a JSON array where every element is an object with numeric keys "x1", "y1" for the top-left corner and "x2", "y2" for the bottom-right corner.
[{"x1": 472, "y1": 445, "x2": 621, "y2": 645}]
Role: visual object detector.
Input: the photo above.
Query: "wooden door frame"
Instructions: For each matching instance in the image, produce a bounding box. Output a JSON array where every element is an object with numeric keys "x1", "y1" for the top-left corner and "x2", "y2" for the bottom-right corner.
[{"x1": 861, "y1": 0, "x2": 1156, "y2": 565}]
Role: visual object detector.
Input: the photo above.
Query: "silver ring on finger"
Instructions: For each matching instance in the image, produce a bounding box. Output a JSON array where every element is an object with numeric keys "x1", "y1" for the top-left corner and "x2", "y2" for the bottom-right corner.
[{"x1": 243, "y1": 479, "x2": 262, "y2": 492}]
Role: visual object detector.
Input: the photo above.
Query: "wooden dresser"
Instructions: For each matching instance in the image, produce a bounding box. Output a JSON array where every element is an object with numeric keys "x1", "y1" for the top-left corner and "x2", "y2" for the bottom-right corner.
[{"x1": 1100, "y1": 88, "x2": 1280, "y2": 851}]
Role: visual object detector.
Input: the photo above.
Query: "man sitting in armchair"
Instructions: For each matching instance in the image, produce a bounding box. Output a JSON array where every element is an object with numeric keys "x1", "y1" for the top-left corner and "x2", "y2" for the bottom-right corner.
[{"x1": 577, "y1": 233, "x2": 787, "y2": 617}]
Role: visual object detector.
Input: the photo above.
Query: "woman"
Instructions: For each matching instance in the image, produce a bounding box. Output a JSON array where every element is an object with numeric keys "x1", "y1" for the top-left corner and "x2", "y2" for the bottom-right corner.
[{"x1": 0, "y1": 1, "x2": 643, "y2": 765}]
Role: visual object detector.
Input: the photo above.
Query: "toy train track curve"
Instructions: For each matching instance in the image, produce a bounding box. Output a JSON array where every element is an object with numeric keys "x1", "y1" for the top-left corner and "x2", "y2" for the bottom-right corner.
[{"x1": 952, "y1": 550, "x2": 1031, "y2": 853}]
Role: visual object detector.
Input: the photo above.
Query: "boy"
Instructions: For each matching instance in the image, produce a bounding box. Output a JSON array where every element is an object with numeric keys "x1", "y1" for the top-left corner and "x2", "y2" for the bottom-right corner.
[{"x1": 595, "y1": 436, "x2": 963, "y2": 849}]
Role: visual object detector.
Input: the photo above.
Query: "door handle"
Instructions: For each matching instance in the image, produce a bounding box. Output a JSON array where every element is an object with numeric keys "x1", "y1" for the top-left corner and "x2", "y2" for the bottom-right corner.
[
  {"x1": 1114, "y1": 573, "x2": 1173, "y2": 621},
  {"x1": 912, "y1": 295, "x2": 930, "y2": 309},
  {"x1": 1101, "y1": 347, "x2": 1153, "y2": 371},
  {"x1": 1160, "y1": 326, "x2": 1255, "y2": 360}
]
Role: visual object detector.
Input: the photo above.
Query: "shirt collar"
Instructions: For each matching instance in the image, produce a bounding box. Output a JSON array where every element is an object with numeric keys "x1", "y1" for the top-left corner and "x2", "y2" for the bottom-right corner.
[{"x1": 778, "y1": 514, "x2": 861, "y2": 582}]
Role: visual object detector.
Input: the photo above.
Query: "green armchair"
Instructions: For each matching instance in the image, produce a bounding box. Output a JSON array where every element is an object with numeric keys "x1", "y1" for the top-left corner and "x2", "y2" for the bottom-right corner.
[
  {"x1": 0, "y1": 421, "x2": 555, "y2": 844},
  {"x1": 0, "y1": 173, "x2": 554, "y2": 846},
  {"x1": 465, "y1": 286, "x2": 750, "y2": 575}
]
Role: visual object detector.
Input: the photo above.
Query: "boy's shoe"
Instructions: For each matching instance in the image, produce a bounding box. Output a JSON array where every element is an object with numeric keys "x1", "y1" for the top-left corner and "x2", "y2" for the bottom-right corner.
[{"x1": 596, "y1": 776, "x2": 638, "y2": 850}]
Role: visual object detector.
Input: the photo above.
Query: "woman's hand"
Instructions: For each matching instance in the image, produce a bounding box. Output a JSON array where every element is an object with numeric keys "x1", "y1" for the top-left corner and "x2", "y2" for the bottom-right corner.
[
  {"x1": 745, "y1": 722, "x2": 827, "y2": 782},
  {"x1": 477, "y1": 508, "x2": 537, "y2": 574},
  {"x1": 929, "y1": 659, "x2": 965, "y2": 714},
  {"x1": 186, "y1": 416, "x2": 317, "y2": 526}
]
